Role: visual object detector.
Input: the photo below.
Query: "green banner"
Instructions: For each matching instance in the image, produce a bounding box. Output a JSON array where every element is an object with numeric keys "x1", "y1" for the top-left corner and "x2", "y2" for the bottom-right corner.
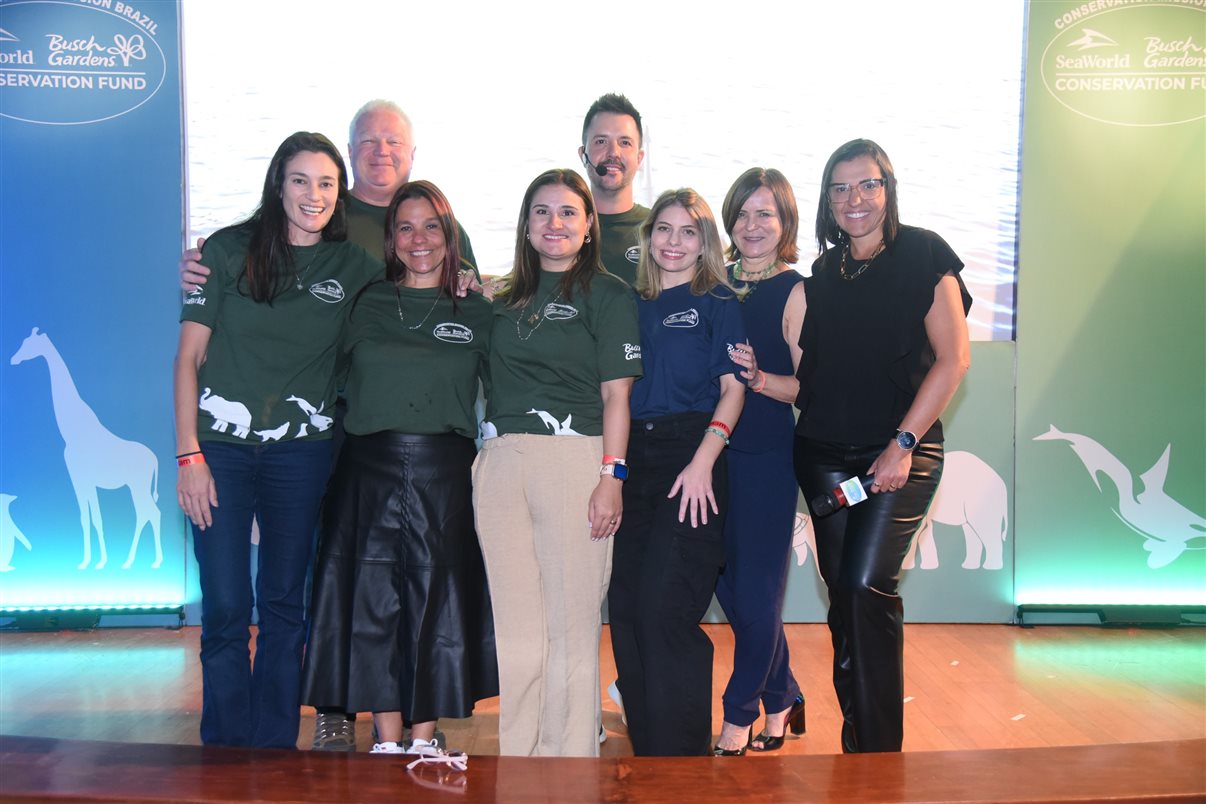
[{"x1": 1016, "y1": 0, "x2": 1205, "y2": 606}]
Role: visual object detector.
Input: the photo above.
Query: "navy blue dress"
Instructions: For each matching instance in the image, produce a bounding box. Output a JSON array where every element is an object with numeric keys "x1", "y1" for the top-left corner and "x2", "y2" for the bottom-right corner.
[{"x1": 715, "y1": 268, "x2": 803, "y2": 727}]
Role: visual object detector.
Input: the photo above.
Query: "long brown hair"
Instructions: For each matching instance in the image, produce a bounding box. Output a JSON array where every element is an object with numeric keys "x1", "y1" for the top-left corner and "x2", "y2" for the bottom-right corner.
[
  {"x1": 239, "y1": 132, "x2": 348, "y2": 303},
  {"x1": 501, "y1": 169, "x2": 603, "y2": 309}
]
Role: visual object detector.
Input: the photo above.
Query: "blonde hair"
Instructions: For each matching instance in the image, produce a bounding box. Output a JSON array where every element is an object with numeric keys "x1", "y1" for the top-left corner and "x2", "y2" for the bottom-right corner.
[{"x1": 635, "y1": 189, "x2": 731, "y2": 300}]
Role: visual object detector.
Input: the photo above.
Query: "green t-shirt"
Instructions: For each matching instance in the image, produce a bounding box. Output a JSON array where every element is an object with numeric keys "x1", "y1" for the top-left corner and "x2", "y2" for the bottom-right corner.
[
  {"x1": 598, "y1": 204, "x2": 648, "y2": 285},
  {"x1": 340, "y1": 281, "x2": 492, "y2": 439},
  {"x1": 484, "y1": 270, "x2": 642, "y2": 437},
  {"x1": 345, "y1": 193, "x2": 479, "y2": 275},
  {"x1": 180, "y1": 227, "x2": 382, "y2": 444}
]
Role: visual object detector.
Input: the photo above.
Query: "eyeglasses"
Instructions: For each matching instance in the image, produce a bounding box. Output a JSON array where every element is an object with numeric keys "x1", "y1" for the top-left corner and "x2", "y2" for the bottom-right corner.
[{"x1": 826, "y1": 178, "x2": 887, "y2": 203}]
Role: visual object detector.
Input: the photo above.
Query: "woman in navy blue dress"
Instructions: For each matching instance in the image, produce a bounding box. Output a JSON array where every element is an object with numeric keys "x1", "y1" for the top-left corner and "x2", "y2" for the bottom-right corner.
[{"x1": 712, "y1": 168, "x2": 808, "y2": 755}]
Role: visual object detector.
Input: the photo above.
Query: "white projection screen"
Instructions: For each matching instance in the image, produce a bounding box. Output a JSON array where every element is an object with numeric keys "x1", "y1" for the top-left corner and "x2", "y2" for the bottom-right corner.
[{"x1": 183, "y1": 0, "x2": 1024, "y2": 340}]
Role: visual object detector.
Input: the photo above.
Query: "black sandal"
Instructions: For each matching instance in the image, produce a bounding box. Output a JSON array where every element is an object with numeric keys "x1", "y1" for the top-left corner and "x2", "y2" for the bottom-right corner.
[{"x1": 748, "y1": 695, "x2": 806, "y2": 752}]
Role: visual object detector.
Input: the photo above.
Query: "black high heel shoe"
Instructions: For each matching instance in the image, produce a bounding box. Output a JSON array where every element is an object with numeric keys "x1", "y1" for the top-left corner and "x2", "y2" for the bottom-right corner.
[
  {"x1": 712, "y1": 725, "x2": 752, "y2": 757},
  {"x1": 749, "y1": 695, "x2": 806, "y2": 752}
]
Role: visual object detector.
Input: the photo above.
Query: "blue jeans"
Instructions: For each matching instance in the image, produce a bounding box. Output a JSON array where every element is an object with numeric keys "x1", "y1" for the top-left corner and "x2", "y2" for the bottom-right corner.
[{"x1": 193, "y1": 438, "x2": 332, "y2": 748}]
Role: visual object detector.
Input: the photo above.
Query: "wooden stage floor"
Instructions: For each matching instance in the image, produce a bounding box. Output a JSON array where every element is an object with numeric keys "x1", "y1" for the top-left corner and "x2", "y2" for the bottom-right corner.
[{"x1": 1, "y1": 623, "x2": 1203, "y2": 802}]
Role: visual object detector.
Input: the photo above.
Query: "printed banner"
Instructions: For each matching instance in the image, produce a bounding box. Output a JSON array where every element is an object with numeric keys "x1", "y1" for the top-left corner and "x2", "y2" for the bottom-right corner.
[
  {"x1": 0, "y1": 0, "x2": 185, "y2": 610},
  {"x1": 1015, "y1": 0, "x2": 1205, "y2": 606}
]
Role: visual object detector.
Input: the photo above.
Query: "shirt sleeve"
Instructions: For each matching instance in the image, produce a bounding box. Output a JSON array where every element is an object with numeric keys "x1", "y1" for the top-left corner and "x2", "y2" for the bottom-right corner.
[
  {"x1": 592, "y1": 281, "x2": 643, "y2": 382},
  {"x1": 921, "y1": 230, "x2": 972, "y2": 316},
  {"x1": 180, "y1": 230, "x2": 232, "y2": 328},
  {"x1": 710, "y1": 295, "x2": 748, "y2": 381}
]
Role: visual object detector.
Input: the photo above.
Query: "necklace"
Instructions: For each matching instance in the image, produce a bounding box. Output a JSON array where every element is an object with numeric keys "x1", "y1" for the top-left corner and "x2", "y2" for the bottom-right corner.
[
  {"x1": 293, "y1": 256, "x2": 316, "y2": 291},
  {"x1": 839, "y1": 241, "x2": 885, "y2": 281},
  {"x1": 515, "y1": 286, "x2": 564, "y2": 341},
  {"x1": 394, "y1": 284, "x2": 443, "y2": 331},
  {"x1": 731, "y1": 258, "x2": 777, "y2": 303}
]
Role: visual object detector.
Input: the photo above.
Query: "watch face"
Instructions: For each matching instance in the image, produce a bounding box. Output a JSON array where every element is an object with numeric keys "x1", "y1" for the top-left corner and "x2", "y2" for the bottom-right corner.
[
  {"x1": 613, "y1": 463, "x2": 630, "y2": 481},
  {"x1": 896, "y1": 431, "x2": 918, "y2": 450}
]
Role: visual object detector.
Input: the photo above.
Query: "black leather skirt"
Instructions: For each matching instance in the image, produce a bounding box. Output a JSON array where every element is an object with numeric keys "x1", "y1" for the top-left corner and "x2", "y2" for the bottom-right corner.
[{"x1": 301, "y1": 432, "x2": 498, "y2": 720}]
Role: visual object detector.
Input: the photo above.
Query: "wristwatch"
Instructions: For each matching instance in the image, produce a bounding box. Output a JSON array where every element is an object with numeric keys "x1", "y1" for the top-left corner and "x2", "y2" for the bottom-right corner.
[
  {"x1": 600, "y1": 461, "x2": 630, "y2": 481},
  {"x1": 895, "y1": 430, "x2": 918, "y2": 451}
]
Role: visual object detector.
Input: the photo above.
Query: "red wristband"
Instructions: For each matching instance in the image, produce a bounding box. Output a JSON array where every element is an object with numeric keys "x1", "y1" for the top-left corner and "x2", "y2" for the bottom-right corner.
[
  {"x1": 708, "y1": 420, "x2": 732, "y2": 438},
  {"x1": 603, "y1": 454, "x2": 626, "y2": 465}
]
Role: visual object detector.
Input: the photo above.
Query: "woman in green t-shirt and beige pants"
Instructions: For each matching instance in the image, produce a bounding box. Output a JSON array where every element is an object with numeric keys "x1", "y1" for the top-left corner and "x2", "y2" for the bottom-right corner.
[{"x1": 473, "y1": 169, "x2": 643, "y2": 757}]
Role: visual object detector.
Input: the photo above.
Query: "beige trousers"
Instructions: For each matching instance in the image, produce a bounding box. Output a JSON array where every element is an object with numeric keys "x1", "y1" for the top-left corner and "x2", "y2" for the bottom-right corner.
[{"x1": 472, "y1": 434, "x2": 613, "y2": 757}]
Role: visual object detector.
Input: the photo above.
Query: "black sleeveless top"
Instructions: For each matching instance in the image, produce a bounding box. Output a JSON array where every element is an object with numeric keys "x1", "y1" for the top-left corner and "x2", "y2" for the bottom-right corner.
[{"x1": 794, "y1": 226, "x2": 971, "y2": 446}]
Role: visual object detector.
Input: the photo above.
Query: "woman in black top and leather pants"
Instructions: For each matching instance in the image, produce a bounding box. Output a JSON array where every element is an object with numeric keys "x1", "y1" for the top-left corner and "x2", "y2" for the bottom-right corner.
[{"x1": 793, "y1": 139, "x2": 972, "y2": 753}]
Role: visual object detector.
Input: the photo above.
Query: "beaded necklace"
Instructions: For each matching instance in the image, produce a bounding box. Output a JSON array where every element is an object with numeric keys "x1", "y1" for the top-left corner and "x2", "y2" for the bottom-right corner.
[{"x1": 731, "y1": 258, "x2": 777, "y2": 303}]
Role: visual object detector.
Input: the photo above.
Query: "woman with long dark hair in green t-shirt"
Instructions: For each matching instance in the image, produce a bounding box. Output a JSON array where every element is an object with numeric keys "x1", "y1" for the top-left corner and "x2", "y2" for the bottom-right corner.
[
  {"x1": 472, "y1": 169, "x2": 642, "y2": 757},
  {"x1": 174, "y1": 132, "x2": 379, "y2": 748},
  {"x1": 300, "y1": 181, "x2": 497, "y2": 761}
]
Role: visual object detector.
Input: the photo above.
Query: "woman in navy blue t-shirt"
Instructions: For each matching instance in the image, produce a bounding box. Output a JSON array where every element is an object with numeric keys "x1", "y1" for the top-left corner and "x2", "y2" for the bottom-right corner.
[{"x1": 607, "y1": 188, "x2": 747, "y2": 756}]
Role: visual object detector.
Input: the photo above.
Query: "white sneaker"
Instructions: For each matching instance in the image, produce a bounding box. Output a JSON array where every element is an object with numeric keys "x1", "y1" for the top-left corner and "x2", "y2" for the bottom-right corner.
[
  {"x1": 608, "y1": 680, "x2": 627, "y2": 726},
  {"x1": 405, "y1": 737, "x2": 469, "y2": 771},
  {"x1": 370, "y1": 741, "x2": 406, "y2": 754}
]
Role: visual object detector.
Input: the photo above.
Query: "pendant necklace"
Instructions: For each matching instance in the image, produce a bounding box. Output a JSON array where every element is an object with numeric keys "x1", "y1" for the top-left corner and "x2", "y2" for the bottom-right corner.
[
  {"x1": 732, "y1": 258, "x2": 777, "y2": 303},
  {"x1": 839, "y1": 241, "x2": 885, "y2": 281},
  {"x1": 292, "y1": 251, "x2": 319, "y2": 291},
  {"x1": 394, "y1": 284, "x2": 443, "y2": 331},
  {"x1": 516, "y1": 286, "x2": 564, "y2": 341}
]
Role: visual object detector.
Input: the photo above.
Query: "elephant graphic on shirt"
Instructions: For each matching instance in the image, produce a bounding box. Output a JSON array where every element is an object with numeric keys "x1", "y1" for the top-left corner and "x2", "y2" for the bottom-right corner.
[{"x1": 198, "y1": 388, "x2": 251, "y2": 439}]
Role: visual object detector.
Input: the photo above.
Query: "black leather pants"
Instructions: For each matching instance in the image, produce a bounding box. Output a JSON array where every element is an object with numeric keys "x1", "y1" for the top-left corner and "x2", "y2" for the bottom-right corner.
[{"x1": 793, "y1": 436, "x2": 943, "y2": 753}]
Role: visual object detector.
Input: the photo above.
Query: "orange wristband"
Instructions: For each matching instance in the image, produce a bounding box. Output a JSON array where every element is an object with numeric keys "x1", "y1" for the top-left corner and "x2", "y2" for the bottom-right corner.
[
  {"x1": 750, "y1": 370, "x2": 768, "y2": 393},
  {"x1": 178, "y1": 453, "x2": 206, "y2": 468}
]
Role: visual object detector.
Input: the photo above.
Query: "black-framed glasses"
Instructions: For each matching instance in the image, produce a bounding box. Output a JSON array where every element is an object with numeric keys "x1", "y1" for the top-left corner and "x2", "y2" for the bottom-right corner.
[{"x1": 826, "y1": 178, "x2": 887, "y2": 203}]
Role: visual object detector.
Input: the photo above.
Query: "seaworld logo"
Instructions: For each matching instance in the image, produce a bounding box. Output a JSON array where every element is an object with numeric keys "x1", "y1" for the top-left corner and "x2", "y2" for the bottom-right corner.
[
  {"x1": 433, "y1": 323, "x2": 473, "y2": 344},
  {"x1": 0, "y1": 1, "x2": 168, "y2": 126}
]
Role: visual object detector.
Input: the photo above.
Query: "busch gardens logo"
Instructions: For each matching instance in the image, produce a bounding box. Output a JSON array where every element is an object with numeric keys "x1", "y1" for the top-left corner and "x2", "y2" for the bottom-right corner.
[
  {"x1": 0, "y1": 0, "x2": 167, "y2": 125},
  {"x1": 1040, "y1": 0, "x2": 1205, "y2": 127}
]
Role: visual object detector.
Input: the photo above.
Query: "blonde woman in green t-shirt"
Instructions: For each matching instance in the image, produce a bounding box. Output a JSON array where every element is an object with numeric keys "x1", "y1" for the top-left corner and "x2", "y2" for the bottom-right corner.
[{"x1": 473, "y1": 169, "x2": 643, "y2": 757}]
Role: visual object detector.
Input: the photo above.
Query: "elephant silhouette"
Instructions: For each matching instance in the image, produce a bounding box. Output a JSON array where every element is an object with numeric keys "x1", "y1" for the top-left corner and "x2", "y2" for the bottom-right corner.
[
  {"x1": 904, "y1": 451, "x2": 1008, "y2": 570},
  {"x1": 199, "y1": 387, "x2": 252, "y2": 439}
]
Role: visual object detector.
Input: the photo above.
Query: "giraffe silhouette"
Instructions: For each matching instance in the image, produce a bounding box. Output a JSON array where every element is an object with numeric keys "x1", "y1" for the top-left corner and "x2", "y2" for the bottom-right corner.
[{"x1": 10, "y1": 328, "x2": 163, "y2": 569}]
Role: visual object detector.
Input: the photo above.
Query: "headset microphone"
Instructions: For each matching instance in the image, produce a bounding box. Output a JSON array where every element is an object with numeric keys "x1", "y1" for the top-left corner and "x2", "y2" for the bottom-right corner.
[{"x1": 581, "y1": 152, "x2": 610, "y2": 177}]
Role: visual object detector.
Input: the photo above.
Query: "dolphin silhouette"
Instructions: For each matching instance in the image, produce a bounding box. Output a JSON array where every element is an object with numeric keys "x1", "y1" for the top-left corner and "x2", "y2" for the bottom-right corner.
[
  {"x1": 1034, "y1": 426, "x2": 1206, "y2": 568},
  {"x1": 1067, "y1": 28, "x2": 1117, "y2": 51}
]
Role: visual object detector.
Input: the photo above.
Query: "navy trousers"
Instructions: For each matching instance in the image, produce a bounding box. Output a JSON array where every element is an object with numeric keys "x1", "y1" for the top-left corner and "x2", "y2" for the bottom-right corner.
[{"x1": 715, "y1": 445, "x2": 802, "y2": 727}]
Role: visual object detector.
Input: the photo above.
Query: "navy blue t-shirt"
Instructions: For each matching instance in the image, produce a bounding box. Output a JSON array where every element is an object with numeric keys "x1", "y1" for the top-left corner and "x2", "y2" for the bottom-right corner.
[{"x1": 630, "y1": 283, "x2": 747, "y2": 420}]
